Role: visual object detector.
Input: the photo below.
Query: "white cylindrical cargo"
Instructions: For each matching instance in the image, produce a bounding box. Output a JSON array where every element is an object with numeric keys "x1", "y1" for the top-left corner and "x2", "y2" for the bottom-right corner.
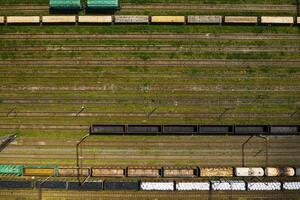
[
  {"x1": 141, "y1": 182, "x2": 174, "y2": 191},
  {"x1": 283, "y1": 182, "x2": 300, "y2": 190},
  {"x1": 211, "y1": 181, "x2": 246, "y2": 191},
  {"x1": 176, "y1": 182, "x2": 210, "y2": 191},
  {"x1": 248, "y1": 182, "x2": 281, "y2": 190}
]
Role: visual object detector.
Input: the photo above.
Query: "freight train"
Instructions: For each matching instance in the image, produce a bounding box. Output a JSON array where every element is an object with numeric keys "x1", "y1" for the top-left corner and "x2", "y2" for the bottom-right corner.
[
  {"x1": 0, "y1": 15, "x2": 299, "y2": 25},
  {"x1": 90, "y1": 124, "x2": 300, "y2": 135},
  {"x1": 0, "y1": 179, "x2": 300, "y2": 191},
  {"x1": 1, "y1": 165, "x2": 299, "y2": 178}
]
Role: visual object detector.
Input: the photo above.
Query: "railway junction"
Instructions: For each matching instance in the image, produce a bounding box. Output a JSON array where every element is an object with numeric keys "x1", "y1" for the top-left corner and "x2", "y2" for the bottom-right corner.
[{"x1": 0, "y1": 0, "x2": 300, "y2": 199}]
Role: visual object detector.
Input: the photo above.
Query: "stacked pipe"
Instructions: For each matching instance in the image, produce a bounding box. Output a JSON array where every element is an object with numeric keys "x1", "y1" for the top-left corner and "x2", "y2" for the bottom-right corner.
[
  {"x1": 283, "y1": 182, "x2": 300, "y2": 190},
  {"x1": 176, "y1": 182, "x2": 210, "y2": 191},
  {"x1": 248, "y1": 182, "x2": 281, "y2": 190},
  {"x1": 140, "y1": 182, "x2": 174, "y2": 191},
  {"x1": 211, "y1": 181, "x2": 246, "y2": 191}
]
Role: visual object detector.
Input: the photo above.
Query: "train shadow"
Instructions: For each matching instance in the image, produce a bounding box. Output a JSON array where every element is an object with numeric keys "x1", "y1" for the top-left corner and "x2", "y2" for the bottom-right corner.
[{"x1": 49, "y1": 9, "x2": 81, "y2": 15}]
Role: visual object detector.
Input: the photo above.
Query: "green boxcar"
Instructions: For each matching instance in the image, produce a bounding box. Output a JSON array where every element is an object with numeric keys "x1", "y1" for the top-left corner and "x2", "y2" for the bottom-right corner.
[
  {"x1": 49, "y1": 0, "x2": 81, "y2": 10},
  {"x1": 0, "y1": 165, "x2": 24, "y2": 176},
  {"x1": 87, "y1": 0, "x2": 120, "y2": 10}
]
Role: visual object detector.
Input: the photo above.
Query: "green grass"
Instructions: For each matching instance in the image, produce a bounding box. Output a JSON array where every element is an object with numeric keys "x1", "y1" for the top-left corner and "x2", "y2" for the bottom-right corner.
[{"x1": 0, "y1": 25, "x2": 299, "y2": 34}]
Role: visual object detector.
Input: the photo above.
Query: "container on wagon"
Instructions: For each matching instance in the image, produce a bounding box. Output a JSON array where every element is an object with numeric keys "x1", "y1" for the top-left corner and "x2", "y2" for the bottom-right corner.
[
  {"x1": 78, "y1": 16, "x2": 112, "y2": 24},
  {"x1": 235, "y1": 167, "x2": 264, "y2": 177},
  {"x1": 6, "y1": 16, "x2": 40, "y2": 24},
  {"x1": 163, "y1": 167, "x2": 196, "y2": 178},
  {"x1": 42, "y1": 16, "x2": 76, "y2": 24},
  {"x1": 58, "y1": 167, "x2": 90, "y2": 177},
  {"x1": 0, "y1": 165, "x2": 23, "y2": 176},
  {"x1": 151, "y1": 16, "x2": 185, "y2": 24},
  {"x1": 224, "y1": 16, "x2": 258, "y2": 24},
  {"x1": 200, "y1": 167, "x2": 233, "y2": 177},
  {"x1": 261, "y1": 16, "x2": 294, "y2": 24},
  {"x1": 265, "y1": 167, "x2": 295, "y2": 177},
  {"x1": 187, "y1": 16, "x2": 222, "y2": 24},
  {"x1": 114, "y1": 15, "x2": 149, "y2": 24},
  {"x1": 87, "y1": 0, "x2": 120, "y2": 10},
  {"x1": 92, "y1": 167, "x2": 125, "y2": 177},
  {"x1": 127, "y1": 166, "x2": 161, "y2": 177},
  {"x1": 49, "y1": 0, "x2": 81, "y2": 11}
]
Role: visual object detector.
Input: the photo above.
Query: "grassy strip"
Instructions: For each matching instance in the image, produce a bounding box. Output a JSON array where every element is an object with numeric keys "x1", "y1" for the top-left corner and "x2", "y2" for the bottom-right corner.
[
  {"x1": 0, "y1": 115, "x2": 298, "y2": 125},
  {"x1": 1, "y1": 39, "x2": 300, "y2": 47},
  {"x1": 1, "y1": 51, "x2": 300, "y2": 60},
  {"x1": 0, "y1": 25, "x2": 299, "y2": 34}
]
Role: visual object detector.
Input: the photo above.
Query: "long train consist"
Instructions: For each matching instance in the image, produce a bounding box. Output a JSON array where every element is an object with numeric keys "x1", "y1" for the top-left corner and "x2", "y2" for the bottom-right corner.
[
  {"x1": 0, "y1": 179, "x2": 300, "y2": 191},
  {"x1": 90, "y1": 124, "x2": 300, "y2": 135},
  {"x1": 1, "y1": 165, "x2": 299, "y2": 178},
  {"x1": 0, "y1": 15, "x2": 299, "y2": 25}
]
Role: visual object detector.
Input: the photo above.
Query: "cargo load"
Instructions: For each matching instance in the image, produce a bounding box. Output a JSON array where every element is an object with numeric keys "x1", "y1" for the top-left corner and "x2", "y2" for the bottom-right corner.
[
  {"x1": 68, "y1": 181, "x2": 103, "y2": 190},
  {"x1": 141, "y1": 182, "x2": 174, "y2": 191},
  {"x1": 247, "y1": 182, "x2": 281, "y2": 190},
  {"x1": 265, "y1": 167, "x2": 295, "y2": 177},
  {"x1": 23, "y1": 165, "x2": 58, "y2": 176},
  {"x1": 42, "y1": 16, "x2": 76, "y2": 23},
  {"x1": 104, "y1": 181, "x2": 139, "y2": 190},
  {"x1": 187, "y1": 16, "x2": 222, "y2": 24},
  {"x1": 151, "y1": 16, "x2": 185, "y2": 23},
  {"x1": 200, "y1": 167, "x2": 233, "y2": 177},
  {"x1": 261, "y1": 16, "x2": 294, "y2": 24},
  {"x1": 164, "y1": 167, "x2": 196, "y2": 177},
  {"x1": 78, "y1": 16, "x2": 112, "y2": 23},
  {"x1": 92, "y1": 167, "x2": 125, "y2": 177},
  {"x1": 58, "y1": 168, "x2": 90, "y2": 177},
  {"x1": 235, "y1": 167, "x2": 264, "y2": 176},
  {"x1": 0, "y1": 16, "x2": 4, "y2": 24},
  {"x1": 36, "y1": 181, "x2": 67, "y2": 189},
  {"x1": 127, "y1": 167, "x2": 161, "y2": 177},
  {"x1": 225, "y1": 16, "x2": 257, "y2": 24},
  {"x1": 283, "y1": 182, "x2": 300, "y2": 190},
  {"x1": 176, "y1": 182, "x2": 210, "y2": 191},
  {"x1": 6, "y1": 16, "x2": 40, "y2": 24},
  {"x1": 114, "y1": 16, "x2": 149, "y2": 24},
  {"x1": 211, "y1": 181, "x2": 246, "y2": 191}
]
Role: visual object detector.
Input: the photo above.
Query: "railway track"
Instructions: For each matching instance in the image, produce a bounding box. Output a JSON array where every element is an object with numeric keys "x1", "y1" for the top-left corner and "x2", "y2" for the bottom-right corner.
[
  {"x1": 1, "y1": 45, "x2": 300, "y2": 53},
  {"x1": 1, "y1": 58, "x2": 299, "y2": 67},
  {"x1": 1, "y1": 33, "x2": 300, "y2": 41},
  {"x1": 0, "y1": 111, "x2": 296, "y2": 118},
  {"x1": 0, "y1": 3, "x2": 297, "y2": 13},
  {"x1": 1, "y1": 190, "x2": 300, "y2": 200},
  {"x1": 0, "y1": 97, "x2": 297, "y2": 105},
  {"x1": 1, "y1": 85, "x2": 299, "y2": 92}
]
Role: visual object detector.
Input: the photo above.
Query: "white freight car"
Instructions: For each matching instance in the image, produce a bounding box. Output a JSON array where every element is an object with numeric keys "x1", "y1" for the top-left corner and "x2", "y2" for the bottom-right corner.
[
  {"x1": 235, "y1": 167, "x2": 264, "y2": 176},
  {"x1": 78, "y1": 16, "x2": 112, "y2": 24}
]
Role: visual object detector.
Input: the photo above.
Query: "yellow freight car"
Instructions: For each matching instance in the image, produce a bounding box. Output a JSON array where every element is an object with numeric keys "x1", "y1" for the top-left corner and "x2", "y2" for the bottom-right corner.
[{"x1": 151, "y1": 16, "x2": 185, "y2": 24}]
